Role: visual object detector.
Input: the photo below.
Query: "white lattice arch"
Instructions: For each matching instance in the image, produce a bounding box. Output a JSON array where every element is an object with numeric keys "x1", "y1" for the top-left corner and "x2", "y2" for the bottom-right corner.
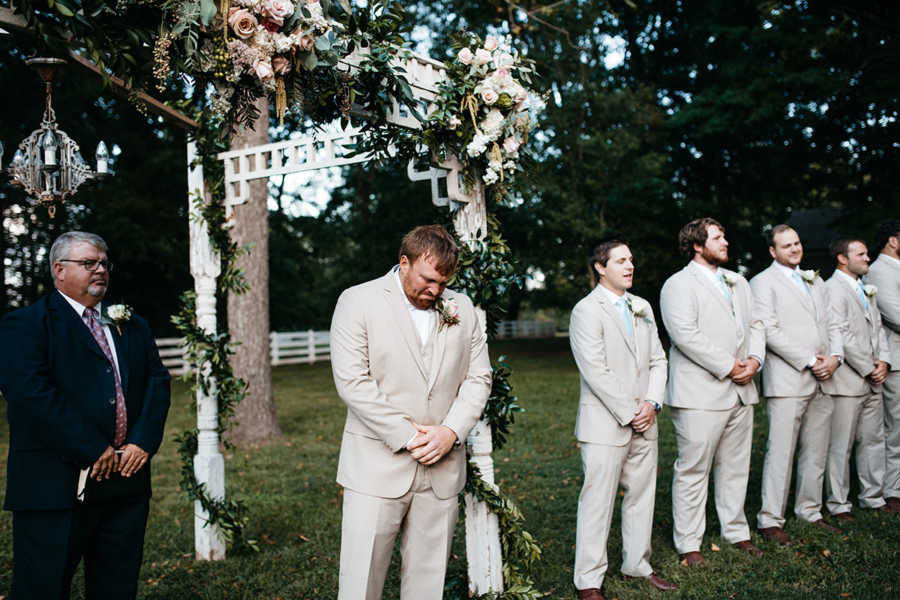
[{"x1": 188, "y1": 47, "x2": 504, "y2": 595}]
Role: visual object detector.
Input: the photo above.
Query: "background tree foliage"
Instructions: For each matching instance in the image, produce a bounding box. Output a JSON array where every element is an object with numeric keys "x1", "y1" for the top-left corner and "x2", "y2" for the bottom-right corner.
[{"x1": 1, "y1": 0, "x2": 897, "y2": 329}]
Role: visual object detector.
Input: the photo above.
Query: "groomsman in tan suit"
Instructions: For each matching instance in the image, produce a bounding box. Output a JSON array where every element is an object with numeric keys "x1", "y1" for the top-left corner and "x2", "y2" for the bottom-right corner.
[
  {"x1": 570, "y1": 240, "x2": 677, "y2": 600},
  {"x1": 660, "y1": 217, "x2": 766, "y2": 566},
  {"x1": 330, "y1": 225, "x2": 493, "y2": 599},
  {"x1": 865, "y1": 220, "x2": 900, "y2": 511},
  {"x1": 825, "y1": 237, "x2": 895, "y2": 520},
  {"x1": 751, "y1": 225, "x2": 843, "y2": 544}
]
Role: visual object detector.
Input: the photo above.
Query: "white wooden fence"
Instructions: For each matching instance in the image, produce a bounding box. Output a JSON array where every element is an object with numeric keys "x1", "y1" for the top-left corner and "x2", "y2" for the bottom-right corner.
[{"x1": 156, "y1": 321, "x2": 556, "y2": 375}]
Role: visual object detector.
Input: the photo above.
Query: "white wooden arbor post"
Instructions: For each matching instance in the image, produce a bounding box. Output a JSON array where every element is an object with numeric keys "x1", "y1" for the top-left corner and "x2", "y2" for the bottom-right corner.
[
  {"x1": 205, "y1": 49, "x2": 504, "y2": 593},
  {"x1": 187, "y1": 142, "x2": 227, "y2": 560}
]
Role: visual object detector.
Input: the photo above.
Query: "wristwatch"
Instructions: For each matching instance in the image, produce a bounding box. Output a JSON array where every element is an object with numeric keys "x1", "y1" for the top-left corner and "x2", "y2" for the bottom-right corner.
[{"x1": 650, "y1": 401, "x2": 662, "y2": 413}]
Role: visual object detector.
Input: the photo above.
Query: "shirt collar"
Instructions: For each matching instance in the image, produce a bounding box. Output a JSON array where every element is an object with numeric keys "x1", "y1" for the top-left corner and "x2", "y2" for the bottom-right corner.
[
  {"x1": 598, "y1": 283, "x2": 626, "y2": 305},
  {"x1": 689, "y1": 259, "x2": 722, "y2": 285},
  {"x1": 834, "y1": 268, "x2": 862, "y2": 289},
  {"x1": 58, "y1": 289, "x2": 102, "y2": 318},
  {"x1": 878, "y1": 253, "x2": 900, "y2": 266},
  {"x1": 772, "y1": 260, "x2": 800, "y2": 279},
  {"x1": 392, "y1": 265, "x2": 431, "y2": 314}
]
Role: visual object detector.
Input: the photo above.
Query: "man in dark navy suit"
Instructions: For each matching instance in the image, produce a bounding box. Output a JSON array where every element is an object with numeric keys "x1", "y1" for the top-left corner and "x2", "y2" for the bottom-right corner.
[{"x1": 0, "y1": 231, "x2": 171, "y2": 599}]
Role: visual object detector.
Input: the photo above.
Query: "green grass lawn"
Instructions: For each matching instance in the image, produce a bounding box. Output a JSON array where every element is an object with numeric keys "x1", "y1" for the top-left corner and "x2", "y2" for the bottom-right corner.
[{"x1": 1, "y1": 338, "x2": 899, "y2": 598}]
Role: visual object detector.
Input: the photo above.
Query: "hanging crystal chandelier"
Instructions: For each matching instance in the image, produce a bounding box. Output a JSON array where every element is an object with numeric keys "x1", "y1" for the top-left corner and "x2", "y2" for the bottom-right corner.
[{"x1": 0, "y1": 57, "x2": 110, "y2": 217}]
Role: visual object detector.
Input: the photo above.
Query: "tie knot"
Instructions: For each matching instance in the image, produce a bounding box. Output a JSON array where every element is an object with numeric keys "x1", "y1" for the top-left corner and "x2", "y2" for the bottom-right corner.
[{"x1": 84, "y1": 307, "x2": 99, "y2": 320}]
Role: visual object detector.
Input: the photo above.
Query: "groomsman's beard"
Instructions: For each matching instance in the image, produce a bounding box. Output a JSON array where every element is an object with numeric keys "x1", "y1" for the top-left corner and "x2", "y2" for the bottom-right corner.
[{"x1": 700, "y1": 247, "x2": 728, "y2": 266}]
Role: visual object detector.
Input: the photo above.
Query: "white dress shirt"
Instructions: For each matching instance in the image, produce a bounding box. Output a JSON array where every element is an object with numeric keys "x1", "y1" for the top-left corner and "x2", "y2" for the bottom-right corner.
[{"x1": 393, "y1": 266, "x2": 435, "y2": 346}]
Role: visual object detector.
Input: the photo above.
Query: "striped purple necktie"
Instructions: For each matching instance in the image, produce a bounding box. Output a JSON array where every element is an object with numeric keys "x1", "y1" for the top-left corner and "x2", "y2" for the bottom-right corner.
[{"x1": 83, "y1": 307, "x2": 127, "y2": 447}]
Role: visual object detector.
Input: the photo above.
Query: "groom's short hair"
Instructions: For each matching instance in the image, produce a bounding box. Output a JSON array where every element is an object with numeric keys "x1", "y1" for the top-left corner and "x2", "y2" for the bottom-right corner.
[
  {"x1": 399, "y1": 225, "x2": 459, "y2": 275},
  {"x1": 678, "y1": 217, "x2": 723, "y2": 257}
]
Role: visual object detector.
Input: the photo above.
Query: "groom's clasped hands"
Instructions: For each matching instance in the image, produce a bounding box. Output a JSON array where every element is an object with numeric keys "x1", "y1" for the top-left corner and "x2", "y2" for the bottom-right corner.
[{"x1": 406, "y1": 422, "x2": 458, "y2": 466}]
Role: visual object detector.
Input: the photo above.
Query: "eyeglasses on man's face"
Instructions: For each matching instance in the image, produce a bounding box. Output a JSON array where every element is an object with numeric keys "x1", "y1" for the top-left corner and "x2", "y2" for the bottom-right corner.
[{"x1": 58, "y1": 258, "x2": 114, "y2": 273}]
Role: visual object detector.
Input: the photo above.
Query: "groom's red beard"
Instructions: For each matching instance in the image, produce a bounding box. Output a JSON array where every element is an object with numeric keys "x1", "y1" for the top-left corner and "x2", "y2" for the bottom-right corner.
[{"x1": 700, "y1": 246, "x2": 728, "y2": 266}]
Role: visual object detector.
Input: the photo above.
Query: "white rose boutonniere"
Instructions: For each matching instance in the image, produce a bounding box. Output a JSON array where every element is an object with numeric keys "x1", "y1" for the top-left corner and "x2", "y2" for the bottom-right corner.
[
  {"x1": 863, "y1": 284, "x2": 877, "y2": 298},
  {"x1": 721, "y1": 272, "x2": 740, "y2": 287},
  {"x1": 436, "y1": 297, "x2": 461, "y2": 331},
  {"x1": 799, "y1": 269, "x2": 819, "y2": 284},
  {"x1": 102, "y1": 303, "x2": 133, "y2": 335},
  {"x1": 625, "y1": 297, "x2": 653, "y2": 324}
]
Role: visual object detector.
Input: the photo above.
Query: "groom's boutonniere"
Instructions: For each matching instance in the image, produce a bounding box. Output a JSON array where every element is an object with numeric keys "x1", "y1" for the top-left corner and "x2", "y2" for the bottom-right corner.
[
  {"x1": 863, "y1": 284, "x2": 877, "y2": 298},
  {"x1": 799, "y1": 269, "x2": 819, "y2": 284},
  {"x1": 721, "y1": 272, "x2": 740, "y2": 287},
  {"x1": 436, "y1": 297, "x2": 460, "y2": 332},
  {"x1": 625, "y1": 297, "x2": 653, "y2": 324},
  {"x1": 102, "y1": 303, "x2": 133, "y2": 335}
]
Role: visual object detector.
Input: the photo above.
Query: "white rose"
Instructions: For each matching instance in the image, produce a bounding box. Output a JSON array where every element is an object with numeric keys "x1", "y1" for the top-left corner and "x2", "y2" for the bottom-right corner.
[
  {"x1": 305, "y1": 0, "x2": 323, "y2": 19},
  {"x1": 448, "y1": 115, "x2": 462, "y2": 130},
  {"x1": 443, "y1": 298, "x2": 459, "y2": 318},
  {"x1": 480, "y1": 109, "x2": 505, "y2": 138},
  {"x1": 107, "y1": 304, "x2": 130, "y2": 320},
  {"x1": 480, "y1": 87, "x2": 498, "y2": 105},
  {"x1": 457, "y1": 47, "x2": 474, "y2": 65},
  {"x1": 274, "y1": 33, "x2": 293, "y2": 52},
  {"x1": 254, "y1": 59, "x2": 275, "y2": 80},
  {"x1": 863, "y1": 284, "x2": 877, "y2": 297},
  {"x1": 503, "y1": 136, "x2": 521, "y2": 154},
  {"x1": 495, "y1": 52, "x2": 514, "y2": 68},
  {"x1": 473, "y1": 48, "x2": 492, "y2": 66},
  {"x1": 483, "y1": 36, "x2": 499, "y2": 52}
]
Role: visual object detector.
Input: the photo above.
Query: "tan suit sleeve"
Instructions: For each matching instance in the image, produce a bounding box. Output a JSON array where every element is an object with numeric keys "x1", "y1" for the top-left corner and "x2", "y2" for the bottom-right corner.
[
  {"x1": 751, "y1": 273, "x2": 809, "y2": 371},
  {"x1": 660, "y1": 274, "x2": 735, "y2": 379},
  {"x1": 867, "y1": 262, "x2": 900, "y2": 333},
  {"x1": 330, "y1": 288, "x2": 419, "y2": 452},
  {"x1": 441, "y1": 296, "x2": 492, "y2": 441},
  {"x1": 741, "y1": 278, "x2": 766, "y2": 364},
  {"x1": 569, "y1": 299, "x2": 637, "y2": 427},
  {"x1": 646, "y1": 308, "x2": 668, "y2": 405}
]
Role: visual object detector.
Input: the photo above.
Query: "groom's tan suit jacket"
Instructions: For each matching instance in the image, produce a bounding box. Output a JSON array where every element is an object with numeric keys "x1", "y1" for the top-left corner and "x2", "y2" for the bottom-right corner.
[{"x1": 330, "y1": 270, "x2": 493, "y2": 500}]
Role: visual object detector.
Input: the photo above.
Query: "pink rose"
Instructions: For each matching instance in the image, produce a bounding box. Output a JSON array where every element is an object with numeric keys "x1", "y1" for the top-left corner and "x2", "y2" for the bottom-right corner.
[
  {"x1": 495, "y1": 52, "x2": 514, "y2": 68},
  {"x1": 457, "y1": 47, "x2": 474, "y2": 65},
  {"x1": 272, "y1": 55, "x2": 291, "y2": 75},
  {"x1": 483, "y1": 36, "x2": 499, "y2": 52},
  {"x1": 473, "y1": 48, "x2": 491, "y2": 66},
  {"x1": 297, "y1": 34, "x2": 314, "y2": 51},
  {"x1": 254, "y1": 60, "x2": 275, "y2": 80},
  {"x1": 503, "y1": 136, "x2": 521, "y2": 154},
  {"x1": 228, "y1": 8, "x2": 258, "y2": 40},
  {"x1": 263, "y1": 0, "x2": 294, "y2": 19},
  {"x1": 262, "y1": 17, "x2": 282, "y2": 32},
  {"x1": 480, "y1": 87, "x2": 498, "y2": 105}
]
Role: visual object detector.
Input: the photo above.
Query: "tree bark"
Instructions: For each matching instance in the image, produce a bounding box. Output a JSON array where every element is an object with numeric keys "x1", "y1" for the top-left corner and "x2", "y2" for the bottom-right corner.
[{"x1": 226, "y1": 97, "x2": 282, "y2": 445}]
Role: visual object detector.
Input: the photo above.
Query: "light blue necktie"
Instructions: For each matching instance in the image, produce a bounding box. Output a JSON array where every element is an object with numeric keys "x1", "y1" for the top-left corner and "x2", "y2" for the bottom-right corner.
[
  {"x1": 791, "y1": 271, "x2": 810, "y2": 296},
  {"x1": 855, "y1": 281, "x2": 870, "y2": 311},
  {"x1": 616, "y1": 297, "x2": 634, "y2": 337},
  {"x1": 716, "y1": 272, "x2": 731, "y2": 299}
]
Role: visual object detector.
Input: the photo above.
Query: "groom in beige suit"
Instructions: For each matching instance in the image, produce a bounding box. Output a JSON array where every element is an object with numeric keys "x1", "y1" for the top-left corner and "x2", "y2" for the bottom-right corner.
[
  {"x1": 570, "y1": 240, "x2": 677, "y2": 600},
  {"x1": 330, "y1": 225, "x2": 493, "y2": 599},
  {"x1": 750, "y1": 225, "x2": 843, "y2": 544},
  {"x1": 660, "y1": 217, "x2": 766, "y2": 566},
  {"x1": 865, "y1": 220, "x2": 900, "y2": 511},
  {"x1": 825, "y1": 238, "x2": 895, "y2": 520}
]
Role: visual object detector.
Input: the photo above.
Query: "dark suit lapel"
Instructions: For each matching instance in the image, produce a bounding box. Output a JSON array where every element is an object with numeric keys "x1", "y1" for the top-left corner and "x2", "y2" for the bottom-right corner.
[
  {"x1": 594, "y1": 288, "x2": 637, "y2": 357},
  {"x1": 383, "y1": 274, "x2": 428, "y2": 381},
  {"x1": 50, "y1": 291, "x2": 107, "y2": 362}
]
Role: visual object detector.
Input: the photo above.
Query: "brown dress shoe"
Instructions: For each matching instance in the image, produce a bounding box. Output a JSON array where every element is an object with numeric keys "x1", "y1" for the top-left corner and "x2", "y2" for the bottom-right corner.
[
  {"x1": 576, "y1": 588, "x2": 605, "y2": 600},
  {"x1": 622, "y1": 573, "x2": 678, "y2": 591},
  {"x1": 811, "y1": 518, "x2": 840, "y2": 533},
  {"x1": 885, "y1": 497, "x2": 900, "y2": 512},
  {"x1": 733, "y1": 539, "x2": 765, "y2": 557},
  {"x1": 879, "y1": 501, "x2": 900, "y2": 514},
  {"x1": 758, "y1": 526, "x2": 793, "y2": 545},
  {"x1": 832, "y1": 511, "x2": 855, "y2": 522},
  {"x1": 679, "y1": 550, "x2": 705, "y2": 566}
]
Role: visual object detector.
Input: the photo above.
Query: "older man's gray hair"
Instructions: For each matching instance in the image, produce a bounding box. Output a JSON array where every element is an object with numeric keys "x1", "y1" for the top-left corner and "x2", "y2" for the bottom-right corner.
[{"x1": 49, "y1": 231, "x2": 108, "y2": 280}]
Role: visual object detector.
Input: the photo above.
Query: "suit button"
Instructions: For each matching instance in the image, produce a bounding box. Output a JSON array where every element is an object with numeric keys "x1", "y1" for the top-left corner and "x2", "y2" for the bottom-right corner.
[
  {"x1": 109, "y1": 398, "x2": 116, "y2": 405},
  {"x1": 107, "y1": 368, "x2": 112, "y2": 373}
]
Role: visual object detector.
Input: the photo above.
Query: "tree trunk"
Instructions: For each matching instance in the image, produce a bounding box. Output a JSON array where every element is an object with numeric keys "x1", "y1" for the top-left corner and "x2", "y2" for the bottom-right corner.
[{"x1": 226, "y1": 97, "x2": 282, "y2": 445}]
